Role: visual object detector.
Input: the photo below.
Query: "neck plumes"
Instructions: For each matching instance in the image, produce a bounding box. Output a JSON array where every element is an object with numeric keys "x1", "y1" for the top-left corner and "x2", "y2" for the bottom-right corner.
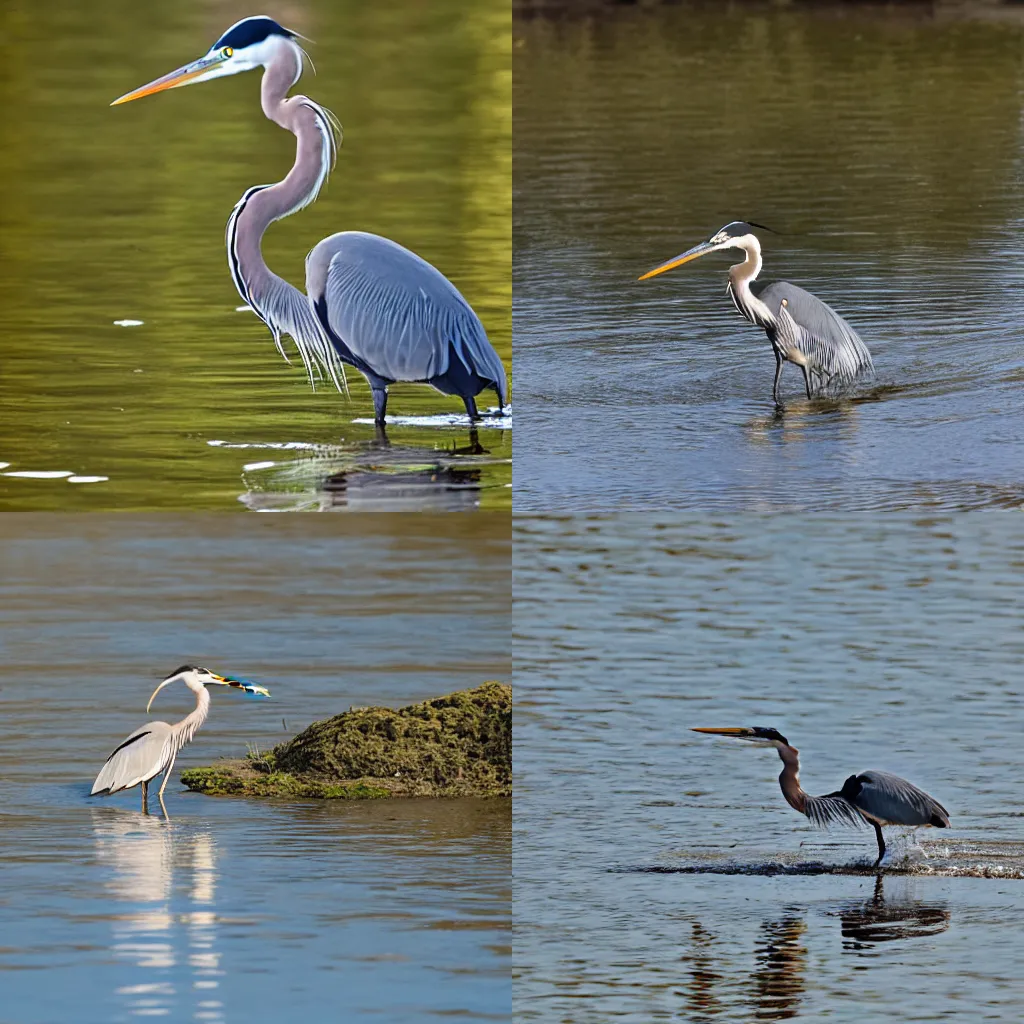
[
  {"x1": 225, "y1": 41, "x2": 345, "y2": 390},
  {"x1": 175, "y1": 683, "x2": 211, "y2": 752},
  {"x1": 776, "y1": 743, "x2": 807, "y2": 815}
]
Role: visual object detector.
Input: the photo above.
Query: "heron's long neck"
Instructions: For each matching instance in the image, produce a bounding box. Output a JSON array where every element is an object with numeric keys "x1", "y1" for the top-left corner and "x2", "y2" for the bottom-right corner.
[
  {"x1": 173, "y1": 684, "x2": 210, "y2": 753},
  {"x1": 776, "y1": 744, "x2": 807, "y2": 814},
  {"x1": 727, "y1": 238, "x2": 773, "y2": 328}
]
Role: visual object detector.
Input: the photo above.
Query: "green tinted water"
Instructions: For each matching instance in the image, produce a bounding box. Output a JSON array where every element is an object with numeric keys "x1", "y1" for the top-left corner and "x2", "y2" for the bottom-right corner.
[{"x1": 0, "y1": 0, "x2": 510, "y2": 510}]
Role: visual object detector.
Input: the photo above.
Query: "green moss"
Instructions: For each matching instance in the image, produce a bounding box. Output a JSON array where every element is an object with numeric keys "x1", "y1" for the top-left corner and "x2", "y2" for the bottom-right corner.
[{"x1": 181, "y1": 682, "x2": 511, "y2": 800}]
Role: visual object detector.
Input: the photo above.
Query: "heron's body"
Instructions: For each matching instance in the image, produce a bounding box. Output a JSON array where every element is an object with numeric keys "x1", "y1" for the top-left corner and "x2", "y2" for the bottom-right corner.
[
  {"x1": 113, "y1": 17, "x2": 507, "y2": 424},
  {"x1": 640, "y1": 222, "x2": 873, "y2": 403},
  {"x1": 693, "y1": 727, "x2": 949, "y2": 867},
  {"x1": 91, "y1": 665, "x2": 269, "y2": 813}
]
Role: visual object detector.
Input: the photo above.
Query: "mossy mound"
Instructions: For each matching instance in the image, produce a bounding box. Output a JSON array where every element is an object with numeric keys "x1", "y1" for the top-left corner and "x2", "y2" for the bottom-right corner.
[{"x1": 180, "y1": 681, "x2": 511, "y2": 800}]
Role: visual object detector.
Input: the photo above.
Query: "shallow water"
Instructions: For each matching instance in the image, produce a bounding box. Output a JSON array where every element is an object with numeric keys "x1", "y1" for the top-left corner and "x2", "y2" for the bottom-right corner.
[
  {"x1": 0, "y1": 0, "x2": 510, "y2": 510},
  {"x1": 513, "y1": 5, "x2": 1024, "y2": 510},
  {"x1": 0, "y1": 515, "x2": 511, "y2": 1021},
  {"x1": 513, "y1": 515, "x2": 1024, "y2": 1021}
]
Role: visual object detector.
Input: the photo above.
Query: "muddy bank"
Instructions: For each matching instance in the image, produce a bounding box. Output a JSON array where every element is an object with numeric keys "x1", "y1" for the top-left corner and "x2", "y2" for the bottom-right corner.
[{"x1": 181, "y1": 682, "x2": 511, "y2": 799}]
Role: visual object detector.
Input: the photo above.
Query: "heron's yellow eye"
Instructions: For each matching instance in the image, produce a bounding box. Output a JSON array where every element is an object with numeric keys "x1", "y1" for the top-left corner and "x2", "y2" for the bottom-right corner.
[{"x1": 222, "y1": 46, "x2": 233, "y2": 58}]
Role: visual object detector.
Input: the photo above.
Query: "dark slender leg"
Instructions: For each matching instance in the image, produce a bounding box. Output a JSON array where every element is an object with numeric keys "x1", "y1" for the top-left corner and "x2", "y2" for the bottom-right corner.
[
  {"x1": 801, "y1": 364, "x2": 813, "y2": 400},
  {"x1": 873, "y1": 823, "x2": 886, "y2": 868},
  {"x1": 141, "y1": 780, "x2": 149, "y2": 815},
  {"x1": 772, "y1": 352, "x2": 784, "y2": 404},
  {"x1": 372, "y1": 387, "x2": 388, "y2": 425},
  {"x1": 463, "y1": 396, "x2": 479, "y2": 422}
]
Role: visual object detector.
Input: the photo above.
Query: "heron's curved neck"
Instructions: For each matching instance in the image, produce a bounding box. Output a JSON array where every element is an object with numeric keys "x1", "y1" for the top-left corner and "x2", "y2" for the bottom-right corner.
[
  {"x1": 727, "y1": 236, "x2": 773, "y2": 328},
  {"x1": 174, "y1": 683, "x2": 210, "y2": 752},
  {"x1": 776, "y1": 743, "x2": 806, "y2": 814},
  {"x1": 227, "y1": 43, "x2": 327, "y2": 313}
]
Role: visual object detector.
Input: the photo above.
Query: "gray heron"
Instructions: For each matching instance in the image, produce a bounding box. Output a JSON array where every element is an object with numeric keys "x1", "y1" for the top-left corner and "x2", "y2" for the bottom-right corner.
[
  {"x1": 692, "y1": 727, "x2": 949, "y2": 867},
  {"x1": 91, "y1": 665, "x2": 270, "y2": 812},
  {"x1": 639, "y1": 222, "x2": 874, "y2": 403},
  {"x1": 112, "y1": 16, "x2": 507, "y2": 425}
]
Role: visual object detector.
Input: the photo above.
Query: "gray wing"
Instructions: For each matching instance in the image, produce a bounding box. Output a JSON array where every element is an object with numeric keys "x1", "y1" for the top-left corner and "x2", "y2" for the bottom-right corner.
[
  {"x1": 849, "y1": 771, "x2": 950, "y2": 828},
  {"x1": 755, "y1": 280, "x2": 874, "y2": 383},
  {"x1": 306, "y1": 231, "x2": 507, "y2": 400},
  {"x1": 91, "y1": 721, "x2": 173, "y2": 795},
  {"x1": 803, "y1": 792, "x2": 870, "y2": 830}
]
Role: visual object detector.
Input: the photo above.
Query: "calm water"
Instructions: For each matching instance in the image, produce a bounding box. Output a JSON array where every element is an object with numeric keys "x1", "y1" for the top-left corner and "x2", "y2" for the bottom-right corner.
[
  {"x1": 513, "y1": 6, "x2": 1024, "y2": 510},
  {"x1": 0, "y1": 0, "x2": 510, "y2": 510},
  {"x1": 0, "y1": 515, "x2": 511, "y2": 1021},
  {"x1": 514, "y1": 515, "x2": 1024, "y2": 1021}
]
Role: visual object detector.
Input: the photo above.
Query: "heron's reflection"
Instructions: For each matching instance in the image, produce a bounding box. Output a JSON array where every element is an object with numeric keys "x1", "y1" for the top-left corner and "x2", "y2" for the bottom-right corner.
[
  {"x1": 91, "y1": 809, "x2": 224, "y2": 1020},
  {"x1": 681, "y1": 879, "x2": 950, "y2": 1019},
  {"x1": 236, "y1": 428, "x2": 501, "y2": 511},
  {"x1": 752, "y1": 917, "x2": 806, "y2": 1021},
  {"x1": 836, "y1": 875, "x2": 950, "y2": 951}
]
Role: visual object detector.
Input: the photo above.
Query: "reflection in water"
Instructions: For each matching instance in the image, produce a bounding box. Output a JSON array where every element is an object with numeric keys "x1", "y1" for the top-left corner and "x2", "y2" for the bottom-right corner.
[
  {"x1": 751, "y1": 918, "x2": 806, "y2": 1022},
  {"x1": 681, "y1": 922, "x2": 723, "y2": 1022},
  {"x1": 92, "y1": 810, "x2": 223, "y2": 1020},
  {"x1": 836, "y1": 876, "x2": 950, "y2": 952},
  {"x1": 681, "y1": 881, "x2": 950, "y2": 1020},
  {"x1": 235, "y1": 431, "x2": 505, "y2": 511}
]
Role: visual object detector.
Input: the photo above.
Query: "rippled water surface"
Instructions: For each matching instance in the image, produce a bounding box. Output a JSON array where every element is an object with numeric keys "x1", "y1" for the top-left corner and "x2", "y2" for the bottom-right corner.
[
  {"x1": 0, "y1": 516, "x2": 511, "y2": 1021},
  {"x1": 514, "y1": 515, "x2": 1024, "y2": 1021},
  {"x1": 513, "y1": 5, "x2": 1024, "y2": 510},
  {"x1": 0, "y1": 0, "x2": 510, "y2": 510}
]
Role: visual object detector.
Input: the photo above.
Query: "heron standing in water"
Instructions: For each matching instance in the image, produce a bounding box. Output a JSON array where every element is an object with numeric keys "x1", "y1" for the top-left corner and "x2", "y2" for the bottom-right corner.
[
  {"x1": 639, "y1": 222, "x2": 873, "y2": 403},
  {"x1": 91, "y1": 665, "x2": 270, "y2": 813},
  {"x1": 112, "y1": 16, "x2": 507, "y2": 425},
  {"x1": 692, "y1": 727, "x2": 949, "y2": 867}
]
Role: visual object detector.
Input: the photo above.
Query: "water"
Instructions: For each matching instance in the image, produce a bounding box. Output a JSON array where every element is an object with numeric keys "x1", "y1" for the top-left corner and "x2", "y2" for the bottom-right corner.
[
  {"x1": 513, "y1": 5, "x2": 1024, "y2": 510},
  {"x1": 0, "y1": 515, "x2": 511, "y2": 1021},
  {"x1": 513, "y1": 515, "x2": 1024, "y2": 1021},
  {"x1": 0, "y1": 0, "x2": 510, "y2": 510}
]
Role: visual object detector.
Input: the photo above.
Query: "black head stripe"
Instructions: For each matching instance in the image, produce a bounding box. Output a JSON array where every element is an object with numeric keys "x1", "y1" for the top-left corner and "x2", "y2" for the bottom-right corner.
[
  {"x1": 214, "y1": 17, "x2": 294, "y2": 50},
  {"x1": 166, "y1": 664, "x2": 195, "y2": 679}
]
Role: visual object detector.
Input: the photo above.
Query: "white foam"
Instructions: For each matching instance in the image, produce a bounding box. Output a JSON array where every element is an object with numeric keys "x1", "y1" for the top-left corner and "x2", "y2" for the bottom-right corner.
[
  {"x1": 0, "y1": 462, "x2": 9, "y2": 470},
  {"x1": 242, "y1": 461, "x2": 276, "y2": 472},
  {"x1": 235, "y1": 305, "x2": 253, "y2": 312},
  {"x1": 207, "y1": 440, "x2": 324, "y2": 451},
  {"x1": 113, "y1": 319, "x2": 144, "y2": 327},
  {"x1": 4, "y1": 470, "x2": 74, "y2": 479},
  {"x1": 67, "y1": 475, "x2": 109, "y2": 484},
  {"x1": 352, "y1": 406, "x2": 511, "y2": 429}
]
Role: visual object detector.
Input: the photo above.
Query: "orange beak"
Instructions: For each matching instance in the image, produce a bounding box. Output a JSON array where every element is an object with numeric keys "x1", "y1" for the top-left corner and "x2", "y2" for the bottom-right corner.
[
  {"x1": 638, "y1": 240, "x2": 717, "y2": 282},
  {"x1": 111, "y1": 52, "x2": 229, "y2": 106}
]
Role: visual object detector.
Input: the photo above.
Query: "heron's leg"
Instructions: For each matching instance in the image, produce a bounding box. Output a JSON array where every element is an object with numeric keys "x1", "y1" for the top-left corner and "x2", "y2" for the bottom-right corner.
[
  {"x1": 873, "y1": 823, "x2": 886, "y2": 868},
  {"x1": 801, "y1": 364, "x2": 813, "y2": 400},
  {"x1": 158, "y1": 752, "x2": 177, "y2": 799},
  {"x1": 371, "y1": 387, "x2": 388, "y2": 425},
  {"x1": 464, "y1": 396, "x2": 480, "y2": 422},
  {"x1": 141, "y1": 780, "x2": 149, "y2": 814},
  {"x1": 772, "y1": 352, "x2": 784, "y2": 404}
]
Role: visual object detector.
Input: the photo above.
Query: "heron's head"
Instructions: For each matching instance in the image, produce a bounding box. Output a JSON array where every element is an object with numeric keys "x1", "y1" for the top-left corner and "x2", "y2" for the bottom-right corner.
[
  {"x1": 692, "y1": 726, "x2": 790, "y2": 749},
  {"x1": 146, "y1": 664, "x2": 271, "y2": 712},
  {"x1": 111, "y1": 16, "x2": 304, "y2": 106},
  {"x1": 638, "y1": 221, "x2": 770, "y2": 281}
]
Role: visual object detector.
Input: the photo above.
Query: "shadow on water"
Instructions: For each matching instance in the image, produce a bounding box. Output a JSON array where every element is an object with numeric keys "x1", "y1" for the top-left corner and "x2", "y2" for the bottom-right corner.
[{"x1": 680, "y1": 879, "x2": 950, "y2": 1021}]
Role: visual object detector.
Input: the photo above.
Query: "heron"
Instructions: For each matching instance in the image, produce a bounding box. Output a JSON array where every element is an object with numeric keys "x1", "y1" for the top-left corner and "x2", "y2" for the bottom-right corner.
[
  {"x1": 639, "y1": 222, "x2": 874, "y2": 403},
  {"x1": 692, "y1": 727, "x2": 949, "y2": 867},
  {"x1": 91, "y1": 665, "x2": 270, "y2": 812},
  {"x1": 111, "y1": 16, "x2": 507, "y2": 425}
]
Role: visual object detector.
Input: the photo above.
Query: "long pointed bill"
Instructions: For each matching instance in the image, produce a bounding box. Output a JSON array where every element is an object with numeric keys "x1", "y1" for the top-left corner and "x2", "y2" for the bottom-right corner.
[
  {"x1": 111, "y1": 52, "x2": 228, "y2": 106},
  {"x1": 691, "y1": 727, "x2": 755, "y2": 737},
  {"x1": 638, "y1": 241, "x2": 716, "y2": 282}
]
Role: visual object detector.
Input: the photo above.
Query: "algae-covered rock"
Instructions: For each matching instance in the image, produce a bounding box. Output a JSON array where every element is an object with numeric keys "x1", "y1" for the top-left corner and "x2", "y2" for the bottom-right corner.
[{"x1": 180, "y1": 681, "x2": 511, "y2": 800}]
